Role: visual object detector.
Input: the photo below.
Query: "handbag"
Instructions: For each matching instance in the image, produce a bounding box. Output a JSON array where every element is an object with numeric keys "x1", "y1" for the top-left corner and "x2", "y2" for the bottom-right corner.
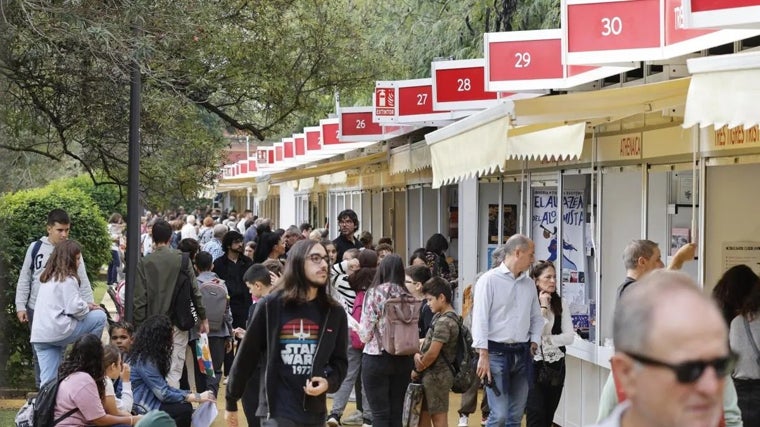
[
  {"x1": 535, "y1": 344, "x2": 565, "y2": 387},
  {"x1": 401, "y1": 381, "x2": 424, "y2": 427}
]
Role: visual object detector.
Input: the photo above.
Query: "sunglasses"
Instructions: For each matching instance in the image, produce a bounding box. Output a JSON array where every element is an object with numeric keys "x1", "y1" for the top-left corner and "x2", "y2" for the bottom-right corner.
[{"x1": 625, "y1": 351, "x2": 736, "y2": 384}]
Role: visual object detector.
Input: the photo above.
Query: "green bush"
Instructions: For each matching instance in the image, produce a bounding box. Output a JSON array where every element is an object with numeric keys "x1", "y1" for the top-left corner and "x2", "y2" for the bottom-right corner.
[{"x1": 0, "y1": 185, "x2": 111, "y2": 387}]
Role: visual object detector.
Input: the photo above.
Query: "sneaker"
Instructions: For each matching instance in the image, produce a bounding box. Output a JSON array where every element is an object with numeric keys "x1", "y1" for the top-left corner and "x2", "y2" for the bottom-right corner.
[
  {"x1": 361, "y1": 418, "x2": 372, "y2": 427},
  {"x1": 222, "y1": 377, "x2": 228, "y2": 385},
  {"x1": 342, "y1": 411, "x2": 363, "y2": 425},
  {"x1": 458, "y1": 414, "x2": 469, "y2": 427},
  {"x1": 326, "y1": 414, "x2": 341, "y2": 427},
  {"x1": 481, "y1": 415, "x2": 488, "y2": 426}
]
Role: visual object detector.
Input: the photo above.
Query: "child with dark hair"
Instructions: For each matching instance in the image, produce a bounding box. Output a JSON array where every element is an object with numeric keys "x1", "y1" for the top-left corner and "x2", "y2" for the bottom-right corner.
[
  {"x1": 103, "y1": 343, "x2": 133, "y2": 416},
  {"x1": 235, "y1": 263, "x2": 277, "y2": 425},
  {"x1": 414, "y1": 277, "x2": 459, "y2": 427},
  {"x1": 109, "y1": 321, "x2": 134, "y2": 354},
  {"x1": 406, "y1": 265, "x2": 434, "y2": 338},
  {"x1": 190, "y1": 251, "x2": 233, "y2": 397}
]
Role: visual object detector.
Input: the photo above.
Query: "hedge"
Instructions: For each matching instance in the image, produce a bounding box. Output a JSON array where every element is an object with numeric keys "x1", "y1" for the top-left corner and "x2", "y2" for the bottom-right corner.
[{"x1": 0, "y1": 185, "x2": 111, "y2": 387}]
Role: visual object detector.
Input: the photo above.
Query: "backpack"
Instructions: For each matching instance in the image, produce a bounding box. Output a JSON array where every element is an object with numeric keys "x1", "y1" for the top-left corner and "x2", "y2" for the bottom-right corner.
[
  {"x1": 29, "y1": 240, "x2": 43, "y2": 273},
  {"x1": 378, "y1": 292, "x2": 423, "y2": 356},
  {"x1": 170, "y1": 253, "x2": 198, "y2": 331},
  {"x1": 15, "y1": 376, "x2": 77, "y2": 427},
  {"x1": 199, "y1": 277, "x2": 228, "y2": 332},
  {"x1": 349, "y1": 290, "x2": 366, "y2": 350},
  {"x1": 440, "y1": 312, "x2": 477, "y2": 393}
]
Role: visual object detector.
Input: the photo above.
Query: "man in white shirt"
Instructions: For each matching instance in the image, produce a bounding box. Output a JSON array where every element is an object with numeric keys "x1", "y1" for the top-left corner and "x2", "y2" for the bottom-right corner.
[
  {"x1": 588, "y1": 270, "x2": 732, "y2": 427},
  {"x1": 472, "y1": 234, "x2": 543, "y2": 427}
]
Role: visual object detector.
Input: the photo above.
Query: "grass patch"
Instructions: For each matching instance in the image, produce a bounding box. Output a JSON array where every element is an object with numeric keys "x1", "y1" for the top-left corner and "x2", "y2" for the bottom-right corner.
[
  {"x1": 93, "y1": 280, "x2": 108, "y2": 305},
  {"x1": 0, "y1": 408, "x2": 18, "y2": 424}
]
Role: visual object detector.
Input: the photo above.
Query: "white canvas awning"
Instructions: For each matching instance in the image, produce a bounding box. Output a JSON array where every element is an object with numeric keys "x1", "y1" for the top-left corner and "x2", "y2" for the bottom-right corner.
[
  {"x1": 425, "y1": 78, "x2": 690, "y2": 188},
  {"x1": 684, "y1": 51, "x2": 760, "y2": 129},
  {"x1": 389, "y1": 140, "x2": 432, "y2": 175},
  {"x1": 425, "y1": 103, "x2": 512, "y2": 188}
]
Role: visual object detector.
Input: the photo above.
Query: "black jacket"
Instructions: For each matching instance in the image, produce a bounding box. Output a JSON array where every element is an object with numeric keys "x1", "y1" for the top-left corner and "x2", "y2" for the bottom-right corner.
[{"x1": 225, "y1": 290, "x2": 348, "y2": 417}]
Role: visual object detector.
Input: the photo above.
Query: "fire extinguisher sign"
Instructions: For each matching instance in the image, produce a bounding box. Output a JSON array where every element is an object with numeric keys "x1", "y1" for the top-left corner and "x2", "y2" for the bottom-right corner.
[{"x1": 374, "y1": 87, "x2": 396, "y2": 117}]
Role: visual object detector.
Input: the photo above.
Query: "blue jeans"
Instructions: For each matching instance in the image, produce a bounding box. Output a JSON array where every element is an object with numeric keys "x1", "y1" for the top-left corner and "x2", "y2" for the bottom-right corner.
[
  {"x1": 33, "y1": 309, "x2": 107, "y2": 385},
  {"x1": 108, "y1": 249, "x2": 121, "y2": 285},
  {"x1": 485, "y1": 341, "x2": 532, "y2": 427}
]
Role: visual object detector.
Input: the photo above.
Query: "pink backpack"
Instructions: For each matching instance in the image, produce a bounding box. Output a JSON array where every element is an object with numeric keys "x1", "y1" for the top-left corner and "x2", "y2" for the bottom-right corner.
[
  {"x1": 378, "y1": 294, "x2": 423, "y2": 355},
  {"x1": 350, "y1": 291, "x2": 365, "y2": 350}
]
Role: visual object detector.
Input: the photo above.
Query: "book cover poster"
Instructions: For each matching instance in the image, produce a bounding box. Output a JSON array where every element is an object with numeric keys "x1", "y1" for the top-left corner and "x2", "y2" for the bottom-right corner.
[
  {"x1": 531, "y1": 190, "x2": 586, "y2": 275},
  {"x1": 670, "y1": 228, "x2": 691, "y2": 255}
]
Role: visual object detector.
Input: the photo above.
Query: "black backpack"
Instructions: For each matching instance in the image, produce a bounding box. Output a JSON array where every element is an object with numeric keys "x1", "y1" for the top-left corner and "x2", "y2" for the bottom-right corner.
[
  {"x1": 170, "y1": 253, "x2": 198, "y2": 331},
  {"x1": 19, "y1": 376, "x2": 77, "y2": 426},
  {"x1": 440, "y1": 312, "x2": 478, "y2": 393}
]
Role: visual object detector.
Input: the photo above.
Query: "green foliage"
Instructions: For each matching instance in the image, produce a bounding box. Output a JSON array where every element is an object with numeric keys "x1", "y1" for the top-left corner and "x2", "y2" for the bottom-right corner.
[{"x1": 0, "y1": 185, "x2": 110, "y2": 387}]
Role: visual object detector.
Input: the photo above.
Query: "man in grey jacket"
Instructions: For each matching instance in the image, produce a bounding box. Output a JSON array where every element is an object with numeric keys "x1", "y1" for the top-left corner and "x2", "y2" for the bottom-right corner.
[{"x1": 15, "y1": 208, "x2": 95, "y2": 387}]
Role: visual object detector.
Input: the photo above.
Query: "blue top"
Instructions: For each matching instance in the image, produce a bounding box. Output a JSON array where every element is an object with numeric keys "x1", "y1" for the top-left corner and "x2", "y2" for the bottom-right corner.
[{"x1": 130, "y1": 358, "x2": 188, "y2": 413}]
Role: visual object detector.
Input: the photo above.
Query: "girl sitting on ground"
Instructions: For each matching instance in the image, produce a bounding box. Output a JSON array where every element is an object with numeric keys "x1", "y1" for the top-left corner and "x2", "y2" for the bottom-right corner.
[
  {"x1": 103, "y1": 344, "x2": 134, "y2": 416},
  {"x1": 54, "y1": 334, "x2": 139, "y2": 426}
]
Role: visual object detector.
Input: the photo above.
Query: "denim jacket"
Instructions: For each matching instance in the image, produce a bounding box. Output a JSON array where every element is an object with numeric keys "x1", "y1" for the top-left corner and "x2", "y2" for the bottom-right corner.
[{"x1": 130, "y1": 358, "x2": 188, "y2": 413}]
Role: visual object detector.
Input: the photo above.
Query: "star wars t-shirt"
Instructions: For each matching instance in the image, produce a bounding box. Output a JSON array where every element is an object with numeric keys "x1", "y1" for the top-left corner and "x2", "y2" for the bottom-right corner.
[{"x1": 273, "y1": 299, "x2": 323, "y2": 423}]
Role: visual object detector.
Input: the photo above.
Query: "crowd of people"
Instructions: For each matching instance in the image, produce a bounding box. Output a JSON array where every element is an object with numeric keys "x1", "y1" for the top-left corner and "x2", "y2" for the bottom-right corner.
[{"x1": 12, "y1": 205, "x2": 760, "y2": 427}]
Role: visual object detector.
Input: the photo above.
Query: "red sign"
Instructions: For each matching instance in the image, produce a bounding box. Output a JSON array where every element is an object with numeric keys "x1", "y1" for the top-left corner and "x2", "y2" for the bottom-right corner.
[
  {"x1": 375, "y1": 87, "x2": 396, "y2": 117},
  {"x1": 274, "y1": 144, "x2": 283, "y2": 162},
  {"x1": 485, "y1": 29, "x2": 633, "y2": 90},
  {"x1": 432, "y1": 59, "x2": 500, "y2": 111},
  {"x1": 398, "y1": 84, "x2": 435, "y2": 116},
  {"x1": 283, "y1": 138, "x2": 294, "y2": 158},
  {"x1": 320, "y1": 119, "x2": 341, "y2": 145},
  {"x1": 685, "y1": 0, "x2": 760, "y2": 28},
  {"x1": 488, "y1": 38, "x2": 564, "y2": 82},
  {"x1": 305, "y1": 129, "x2": 321, "y2": 151},
  {"x1": 341, "y1": 110, "x2": 382, "y2": 136},
  {"x1": 564, "y1": 0, "x2": 756, "y2": 64},
  {"x1": 294, "y1": 134, "x2": 305, "y2": 156}
]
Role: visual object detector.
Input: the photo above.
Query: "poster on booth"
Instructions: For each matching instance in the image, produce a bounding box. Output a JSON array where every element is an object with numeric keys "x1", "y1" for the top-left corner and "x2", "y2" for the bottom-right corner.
[{"x1": 532, "y1": 190, "x2": 587, "y2": 330}]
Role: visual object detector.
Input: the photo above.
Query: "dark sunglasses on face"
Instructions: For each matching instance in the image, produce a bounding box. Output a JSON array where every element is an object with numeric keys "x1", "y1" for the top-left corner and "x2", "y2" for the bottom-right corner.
[{"x1": 625, "y1": 351, "x2": 736, "y2": 384}]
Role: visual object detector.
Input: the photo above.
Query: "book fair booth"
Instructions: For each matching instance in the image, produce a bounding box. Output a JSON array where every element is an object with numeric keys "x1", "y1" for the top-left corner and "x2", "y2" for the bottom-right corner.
[{"x1": 215, "y1": 1, "x2": 760, "y2": 425}]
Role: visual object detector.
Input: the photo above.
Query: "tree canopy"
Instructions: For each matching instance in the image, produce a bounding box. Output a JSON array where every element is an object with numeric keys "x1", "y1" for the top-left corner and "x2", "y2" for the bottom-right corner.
[{"x1": 0, "y1": 0, "x2": 558, "y2": 209}]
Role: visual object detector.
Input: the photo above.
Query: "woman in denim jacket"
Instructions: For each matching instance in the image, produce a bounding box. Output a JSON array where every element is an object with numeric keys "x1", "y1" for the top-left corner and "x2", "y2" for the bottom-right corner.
[{"x1": 128, "y1": 315, "x2": 214, "y2": 427}]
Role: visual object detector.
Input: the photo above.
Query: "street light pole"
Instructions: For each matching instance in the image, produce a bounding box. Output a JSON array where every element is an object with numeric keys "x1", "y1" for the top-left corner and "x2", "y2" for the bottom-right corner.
[{"x1": 124, "y1": 21, "x2": 142, "y2": 323}]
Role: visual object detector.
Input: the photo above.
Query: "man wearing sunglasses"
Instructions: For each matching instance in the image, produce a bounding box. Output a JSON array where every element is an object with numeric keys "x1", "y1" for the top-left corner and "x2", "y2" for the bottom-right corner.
[{"x1": 590, "y1": 270, "x2": 736, "y2": 427}]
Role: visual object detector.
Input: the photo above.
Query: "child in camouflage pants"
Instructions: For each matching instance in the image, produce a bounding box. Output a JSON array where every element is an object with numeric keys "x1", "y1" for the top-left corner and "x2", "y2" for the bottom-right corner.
[{"x1": 412, "y1": 277, "x2": 460, "y2": 427}]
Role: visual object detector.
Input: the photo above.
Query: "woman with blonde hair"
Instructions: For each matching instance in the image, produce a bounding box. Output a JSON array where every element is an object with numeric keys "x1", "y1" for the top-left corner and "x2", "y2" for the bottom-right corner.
[{"x1": 31, "y1": 239, "x2": 107, "y2": 385}]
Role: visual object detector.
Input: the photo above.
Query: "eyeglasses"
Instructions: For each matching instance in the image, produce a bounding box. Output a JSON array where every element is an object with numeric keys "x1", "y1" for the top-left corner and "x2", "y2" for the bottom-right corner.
[
  {"x1": 625, "y1": 351, "x2": 736, "y2": 384},
  {"x1": 308, "y1": 254, "x2": 330, "y2": 264},
  {"x1": 339, "y1": 220, "x2": 354, "y2": 226}
]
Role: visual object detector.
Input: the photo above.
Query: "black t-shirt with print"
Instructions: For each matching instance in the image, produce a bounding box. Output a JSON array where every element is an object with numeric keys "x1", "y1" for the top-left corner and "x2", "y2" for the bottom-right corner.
[{"x1": 272, "y1": 299, "x2": 324, "y2": 424}]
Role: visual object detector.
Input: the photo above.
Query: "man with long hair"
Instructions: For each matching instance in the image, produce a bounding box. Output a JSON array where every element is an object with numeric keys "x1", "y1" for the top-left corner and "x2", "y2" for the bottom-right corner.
[{"x1": 225, "y1": 240, "x2": 348, "y2": 427}]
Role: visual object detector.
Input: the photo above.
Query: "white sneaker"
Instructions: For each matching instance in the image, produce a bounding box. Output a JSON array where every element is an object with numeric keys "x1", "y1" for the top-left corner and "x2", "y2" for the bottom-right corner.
[
  {"x1": 481, "y1": 415, "x2": 488, "y2": 426},
  {"x1": 326, "y1": 415, "x2": 341, "y2": 427},
  {"x1": 458, "y1": 415, "x2": 468, "y2": 427}
]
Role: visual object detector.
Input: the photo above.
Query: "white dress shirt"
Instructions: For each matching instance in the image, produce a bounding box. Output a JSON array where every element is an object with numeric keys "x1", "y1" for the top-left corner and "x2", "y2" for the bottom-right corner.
[{"x1": 471, "y1": 263, "x2": 544, "y2": 349}]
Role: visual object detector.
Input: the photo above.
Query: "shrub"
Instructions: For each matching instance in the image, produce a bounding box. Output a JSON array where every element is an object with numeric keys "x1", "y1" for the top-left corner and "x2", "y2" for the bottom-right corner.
[{"x1": 0, "y1": 185, "x2": 110, "y2": 387}]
